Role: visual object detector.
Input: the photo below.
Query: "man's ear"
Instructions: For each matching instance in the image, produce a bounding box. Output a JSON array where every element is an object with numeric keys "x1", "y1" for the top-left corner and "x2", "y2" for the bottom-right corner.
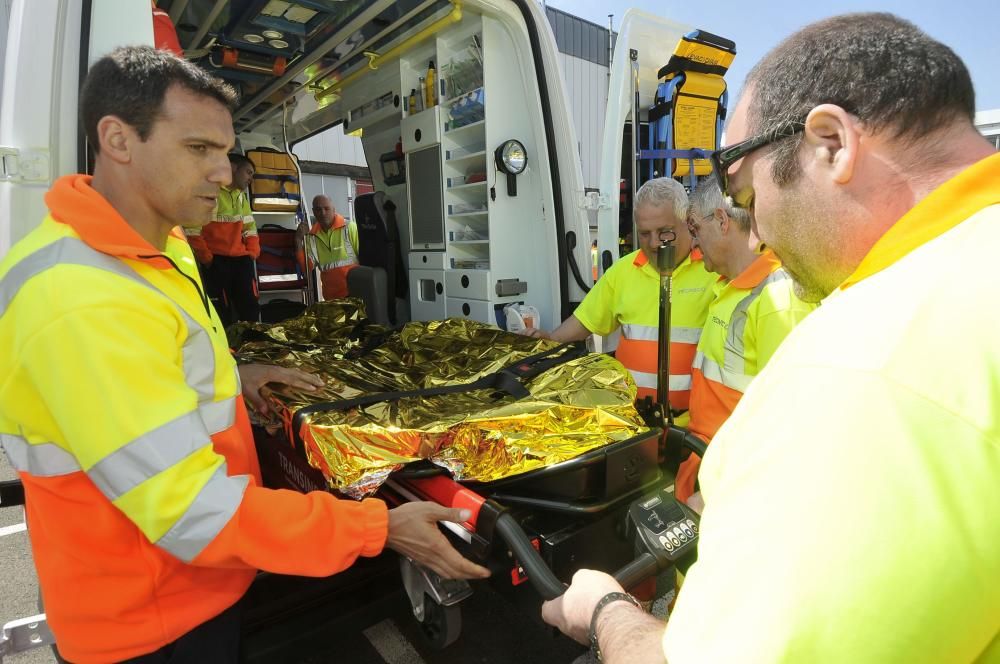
[
  {"x1": 96, "y1": 115, "x2": 135, "y2": 165},
  {"x1": 803, "y1": 104, "x2": 859, "y2": 185},
  {"x1": 716, "y1": 208, "x2": 730, "y2": 234}
]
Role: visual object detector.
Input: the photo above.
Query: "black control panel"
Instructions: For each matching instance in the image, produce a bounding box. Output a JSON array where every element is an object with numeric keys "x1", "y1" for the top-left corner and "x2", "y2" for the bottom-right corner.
[{"x1": 627, "y1": 488, "x2": 699, "y2": 564}]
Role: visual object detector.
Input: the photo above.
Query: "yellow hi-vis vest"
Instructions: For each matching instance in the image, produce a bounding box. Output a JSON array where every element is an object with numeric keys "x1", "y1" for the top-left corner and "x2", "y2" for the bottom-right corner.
[
  {"x1": 574, "y1": 248, "x2": 716, "y2": 410},
  {"x1": 675, "y1": 250, "x2": 815, "y2": 501},
  {"x1": 663, "y1": 154, "x2": 1000, "y2": 662}
]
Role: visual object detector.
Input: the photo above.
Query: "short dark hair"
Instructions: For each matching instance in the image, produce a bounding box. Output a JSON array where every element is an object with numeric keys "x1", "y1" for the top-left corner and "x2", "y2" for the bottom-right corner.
[
  {"x1": 80, "y1": 45, "x2": 238, "y2": 154},
  {"x1": 745, "y1": 13, "x2": 976, "y2": 185},
  {"x1": 229, "y1": 153, "x2": 254, "y2": 170}
]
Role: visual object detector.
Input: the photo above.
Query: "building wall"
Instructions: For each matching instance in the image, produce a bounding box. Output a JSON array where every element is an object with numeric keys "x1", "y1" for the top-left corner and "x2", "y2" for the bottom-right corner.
[
  {"x1": 293, "y1": 123, "x2": 367, "y2": 167},
  {"x1": 300, "y1": 173, "x2": 354, "y2": 223},
  {"x1": 556, "y1": 51, "x2": 608, "y2": 189},
  {"x1": 976, "y1": 109, "x2": 1000, "y2": 149},
  {"x1": 546, "y1": 6, "x2": 612, "y2": 190}
]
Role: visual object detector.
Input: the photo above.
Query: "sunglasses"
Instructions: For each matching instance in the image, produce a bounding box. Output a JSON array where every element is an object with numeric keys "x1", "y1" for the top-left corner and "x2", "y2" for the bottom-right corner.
[{"x1": 710, "y1": 121, "x2": 804, "y2": 209}]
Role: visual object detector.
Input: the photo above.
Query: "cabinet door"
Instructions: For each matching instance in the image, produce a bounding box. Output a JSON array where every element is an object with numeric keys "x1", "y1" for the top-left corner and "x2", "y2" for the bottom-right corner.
[
  {"x1": 446, "y1": 297, "x2": 496, "y2": 326},
  {"x1": 406, "y1": 146, "x2": 445, "y2": 250},
  {"x1": 409, "y1": 269, "x2": 446, "y2": 321},
  {"x1": 445, "y1": 269, "x2": 492, "y2": 301}
]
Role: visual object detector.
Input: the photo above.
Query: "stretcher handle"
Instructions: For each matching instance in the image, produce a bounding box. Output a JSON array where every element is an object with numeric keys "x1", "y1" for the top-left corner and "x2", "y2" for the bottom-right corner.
[
  {"x1": 612, "y1": 552, "x2": 659, "y2": 591},
  {"x1": 494, "y1": 513, "x2": 566, "y2": 600},
  {"x1": 493, "y1": 513, "x2": 663, "y2": 601}
]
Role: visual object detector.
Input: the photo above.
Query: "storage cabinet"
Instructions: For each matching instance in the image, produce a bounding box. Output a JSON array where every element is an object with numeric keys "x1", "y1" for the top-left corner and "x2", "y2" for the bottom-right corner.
[{"x1": 398, "y1": 15, "x2": 554, "y2": 328}]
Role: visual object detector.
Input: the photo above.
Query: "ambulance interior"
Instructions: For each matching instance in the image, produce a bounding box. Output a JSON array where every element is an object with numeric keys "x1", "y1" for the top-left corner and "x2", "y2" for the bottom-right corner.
[{"x1": 154, "y1": 0, "x2": 594, "y2": 331}]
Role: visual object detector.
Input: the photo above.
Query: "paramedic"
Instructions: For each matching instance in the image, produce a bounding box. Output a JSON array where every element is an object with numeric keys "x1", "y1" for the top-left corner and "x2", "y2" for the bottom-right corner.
[
  {"x1": 674, "y1": 180, "x2": 814, "y2": 506},
  {"x1": 184, "y1": 152, "x2": 260, "y2": 325},
  {"x1": 305, "y1": 194, "x2": 359, "y2": 300},
  {"x1": 0, "y1": 46, "x2": 488, "y2": 664},
  {"x1": 541, "y1": 13, "x2": 999, "y2": 662},
  {"x1": 524, "y1": 178, "x2": 716, "y2": 418}
]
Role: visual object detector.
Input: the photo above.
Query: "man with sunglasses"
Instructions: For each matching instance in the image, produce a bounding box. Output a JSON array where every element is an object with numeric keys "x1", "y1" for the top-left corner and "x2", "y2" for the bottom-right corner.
[
  {"x1": 674, "y1": 180, "x2": 814, "y2": 507},
  {"x1": 543, "y1": 13, "x2": 999, "y2": 662}
]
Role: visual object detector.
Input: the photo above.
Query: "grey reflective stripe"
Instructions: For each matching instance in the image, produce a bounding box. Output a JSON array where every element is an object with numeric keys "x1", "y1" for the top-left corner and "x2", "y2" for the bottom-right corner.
[
  {"x1": 693, "y1": 350, "x2": 752, "y2": 393},
  {"x1": 621, "y1": 324, "x2": 701, "y2": 345},
  {"x1": 0, "y1": 236, "x2": 145, "y2": 318},
  {"x1": 672, "y1": 326, "x2": 702, "y2": 344},
  {"x1": 202, "y1": 397, "x2": 237, "y2": 434},
  {"x1": 183, "y1": 322, "x2": 217, "y2": 402},
  {"x1": 630, "y1": 369, "x2": 692, "y2": 392},
  {"x1": 157, "y1": 464, "x2": 249, "y2": 562},
  {"x1": 86, "y1": 409, "x2": 214, "y2": 501},
  {"x1": 345, "y1": 227, "x2": 358, "y2": 264},
  {"x1": 321, "y1": 258, "x2": 357, "y2": 270},
  {"x1": 0, "y1": 434, "x2": 81, "y2": 476},
  {"x1": 0, "y1": 236, "x2": 220, "y2": 405},
  {"x1": 723, "y1": 269, "x2": 791, "y2": 373}
]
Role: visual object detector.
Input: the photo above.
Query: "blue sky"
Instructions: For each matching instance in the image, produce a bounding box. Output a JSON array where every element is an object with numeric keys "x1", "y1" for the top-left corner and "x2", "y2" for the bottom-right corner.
[{"x1": 546, "y1": 0, "x2": 1000, "y2": 113}]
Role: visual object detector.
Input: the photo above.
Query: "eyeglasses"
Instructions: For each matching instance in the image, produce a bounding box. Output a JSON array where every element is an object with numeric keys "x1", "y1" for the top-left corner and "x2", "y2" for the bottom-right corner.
[
  {"x1": 710, "y1": 121, "x2": 804, "y2": 209},
  {"x1": 686, "y1": 211, "x2": 715, "y2": 238}
]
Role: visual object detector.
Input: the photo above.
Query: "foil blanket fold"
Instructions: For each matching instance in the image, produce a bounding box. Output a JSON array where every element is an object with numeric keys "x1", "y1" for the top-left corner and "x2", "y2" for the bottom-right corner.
[{"x1": 231, "y1": 301, "x2": 645, "y2": 497}]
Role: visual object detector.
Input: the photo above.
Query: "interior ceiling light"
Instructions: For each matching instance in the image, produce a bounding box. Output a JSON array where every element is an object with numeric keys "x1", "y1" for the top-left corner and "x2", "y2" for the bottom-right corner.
[
  {"x1": 261, "y1": 1, "x2": 291, "y2": 18},
  {"x1": 262, "y1": 29, "x2": 284, "y2": 39},
  {"x1": 284, "y1": 7, "x2": 318, "y2": 23},
  {"x1": 495, "y1": 139, "x2": 527, "y2": 196},
  {"x1": 243, "y1": 33, "x2": 264, "y2": 43},
  {"x1": 269, "y1": 39, "x2": 289, "y2": 49}
]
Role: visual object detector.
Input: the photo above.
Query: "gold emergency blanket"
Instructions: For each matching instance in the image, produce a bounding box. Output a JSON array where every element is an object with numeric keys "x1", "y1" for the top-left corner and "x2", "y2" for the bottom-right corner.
[{"x1": 232, "y1": 301, "x2": 646, "y2": 497}]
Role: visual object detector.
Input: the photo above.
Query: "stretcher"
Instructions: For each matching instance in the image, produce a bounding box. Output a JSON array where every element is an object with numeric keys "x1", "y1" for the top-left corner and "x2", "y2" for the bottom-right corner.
[{"x1": 248, "y1": 304, "x2": 705, "y2": 650}]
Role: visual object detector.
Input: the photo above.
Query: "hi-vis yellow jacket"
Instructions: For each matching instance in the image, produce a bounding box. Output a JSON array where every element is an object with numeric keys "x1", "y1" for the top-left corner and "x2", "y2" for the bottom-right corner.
[
  {"x1": 664, "y1": 154, "x2": 1000, "y2": 662},
  {"x1": 574, "y1": 248, "x2": 716, "y2": 410},
  {"x1": 674, "y1": 250, "x2": 815, "y2": 502},
  {"x1": 0, "y1": 175, "x2": 388, "y2": 664}
]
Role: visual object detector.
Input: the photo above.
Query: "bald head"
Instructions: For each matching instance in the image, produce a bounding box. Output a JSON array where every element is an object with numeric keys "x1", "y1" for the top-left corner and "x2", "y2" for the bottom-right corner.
[{"x1": 312, "y1": 195, "x2": 335, "y2": 229}]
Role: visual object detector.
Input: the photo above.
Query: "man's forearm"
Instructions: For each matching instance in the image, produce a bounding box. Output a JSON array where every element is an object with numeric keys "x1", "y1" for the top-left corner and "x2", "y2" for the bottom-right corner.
[
  {"x1": 597, "y1": 602, "x2": 668, "y2": 664},
  {"x1": 548, "y1": 315, "x2": 591, "y2": 343}
]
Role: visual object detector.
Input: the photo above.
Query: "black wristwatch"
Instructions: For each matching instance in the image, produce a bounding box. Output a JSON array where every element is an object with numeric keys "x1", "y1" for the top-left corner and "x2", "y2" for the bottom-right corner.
[{"x1": 588, "y1": 591, "x2": 642, "y2": 662}]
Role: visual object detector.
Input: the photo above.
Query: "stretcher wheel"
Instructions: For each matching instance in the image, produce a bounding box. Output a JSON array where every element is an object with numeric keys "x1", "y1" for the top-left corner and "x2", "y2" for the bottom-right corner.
[{"x1": 419, "y1": 594, "x2": 461, "y2": 649}]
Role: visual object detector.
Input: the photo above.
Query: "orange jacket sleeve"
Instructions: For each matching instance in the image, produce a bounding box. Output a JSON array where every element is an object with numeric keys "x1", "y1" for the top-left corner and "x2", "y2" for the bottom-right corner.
[
  {"x1": 244, "y1": 234, "x2": 261, "y2": 260},
  {"x1": 185, "y1": 231, "x2": 213, "y2": 265},
  {"x1": 192, "y1": 483, "x2": 388, "y2": 576}
]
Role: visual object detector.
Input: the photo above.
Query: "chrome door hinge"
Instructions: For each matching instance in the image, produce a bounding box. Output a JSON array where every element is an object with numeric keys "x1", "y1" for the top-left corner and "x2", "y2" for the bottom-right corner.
[
  {"x1": 579, "y1": 191, "x2": 610, "y2": 211},
  {"x1": 0, "y1": 147, "x2": 49, "y2": 183}
]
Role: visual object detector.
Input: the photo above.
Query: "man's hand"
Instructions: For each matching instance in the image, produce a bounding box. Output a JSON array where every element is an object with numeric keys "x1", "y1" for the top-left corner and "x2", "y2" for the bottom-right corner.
[
  {"x1": 541, "y1": 569, "x2": 624, "y2": 644},
  {"x1": 238, "y1": 363, "x2": 324, "y2": 416},
  {"x1": 520, "y1": 328, "x2": 551, "y2": 339},
  {"x1": 386, "y1": 502, "x2": 491, "y2": 580}
]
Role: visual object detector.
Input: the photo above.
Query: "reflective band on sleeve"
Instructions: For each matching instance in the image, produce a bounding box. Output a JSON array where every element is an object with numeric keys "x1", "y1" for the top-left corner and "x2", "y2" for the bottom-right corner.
[
  {"x1": 200, "y1": 397, "x2": 237, "y2": 434},
  {"x1": 319, "y1": 258, "x2": 358, "y2": 271},
  {"x1": 86, "y1": 409, "x2": 215, "y2": 501},
  {"x1": 156, "y1": 464, "x2": 248, "y2": 562},
  {"x1": 630, "y1": 369, "x2": 692, "y2": 392},
  {"x1": 693, "y1": 350, "x2": 753, "y2": 393},
  {"x1": 0, "y1": 434, "x2": 81, "y2": 476},
  {"x1": 621, "y1": 323, "x2": 702, "y2": 345},
  {"x1": 724, "y1": 270, "x2": 791, "y2": 367}
]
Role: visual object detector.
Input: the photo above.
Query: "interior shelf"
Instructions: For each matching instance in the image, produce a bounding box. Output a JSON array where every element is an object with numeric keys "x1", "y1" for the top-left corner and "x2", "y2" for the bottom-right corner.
[
  {"x1": 442, "y1": 86, "x2": 484, "y2": 107},
  {"x1": 447, "y1": 180, "x2": 487, "y2": 191},
  {"x1": 445, "y1": 149, "x2": 487, "y2": 164},
  {"x1": 444, "y1": 118, "x2": 485, "y2": 137}
]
